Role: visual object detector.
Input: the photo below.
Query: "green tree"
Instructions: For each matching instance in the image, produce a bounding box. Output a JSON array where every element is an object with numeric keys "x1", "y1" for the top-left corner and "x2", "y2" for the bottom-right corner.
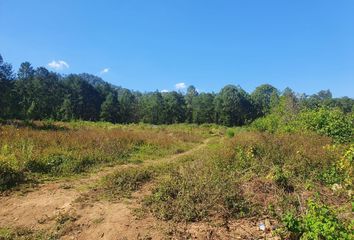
[
  {"x1": 59, "y1": 96, "x2": 74, "y2": 121},
  {"x1": 163, "y1": 91, "x2": 186, "y2": 123},
  {"x1": 62, "y1": 74, "x2": 102, "y2": 120},
  {"x1": 139, "y1": 91, "x2": 165, "y2": 124},
  {"x1": 185, "y1": 85, "x2": 198, "y2": 123},
  {"x1": 14, "y1": 66, "x2": 65, "y2": 119},
  {"x1": 299, "y1": 89, "x2": 334, "y2": 111},
  {"x1": 192, "y1": 93, "x2": 215, "y2": 124},
  {"x1": 17, "y1": 62, "x2": 34, "y2": 80},
  {"x1": 0, "y1": 54, "x2": 14, "y2": 118},
  {"x1": 251, "y1": 84, "x2": 279, "y2": 116},
  {"x1": 100, "y1": 92, "x2": 120, "y2": 123},
  {"x1": 119, "y1": 89, "x2": 139, "y2": 123},
  {"x1": 330, "y1": 97, "x2": 354, "y2": 113},
  {"x1": 215, "y1": 85, "x2": 254, "y2": 126}
]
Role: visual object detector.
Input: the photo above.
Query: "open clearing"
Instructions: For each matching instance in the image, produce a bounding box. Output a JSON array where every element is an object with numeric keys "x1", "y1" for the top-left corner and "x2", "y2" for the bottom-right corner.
[
  {"x1": 0, "y1": 122, "x2": 352, "y2": 239},
  {"x1": 0, "y1": 138, "x2": 213, "y2": 239},
  {"x1": 0, "y1": 134, "x2": 266, "y2": 239}
]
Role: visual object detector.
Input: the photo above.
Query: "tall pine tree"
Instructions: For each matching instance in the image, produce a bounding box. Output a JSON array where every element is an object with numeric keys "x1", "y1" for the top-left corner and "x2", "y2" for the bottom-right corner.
[{"x1": 100, "y1": 92, "x2": 120, "y2": 123}]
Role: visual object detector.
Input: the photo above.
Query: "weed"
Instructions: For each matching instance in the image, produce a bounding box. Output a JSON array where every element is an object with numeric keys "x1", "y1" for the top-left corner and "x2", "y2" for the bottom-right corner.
[
  {"x1": 0, "y1": 121, "x2": 205, "y2": 190},
  {"x1": 56, "y1": 213, "x2": 77, "y2": 225},
  {"x1": 104, "y1": 167, "x2": 154, "y2": 198},
  {"x1": 0, "y1": 227, "x2": 49, "y2": 240},
  {"x1": 0, "y1": 161, "x2": 24, "y2": 190},
  {"x1": 144, "y1": 158, "x2": 251, "y2": 222},
  {"x1": 280, "y1": 199, "x2": 352, "y2": 239},
  {"x1": 226, "y1": 129, "x2": 235, "y2": 138}
]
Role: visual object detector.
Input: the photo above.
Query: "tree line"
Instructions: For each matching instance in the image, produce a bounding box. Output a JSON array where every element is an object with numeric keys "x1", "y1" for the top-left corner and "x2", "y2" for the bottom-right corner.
[{"x1": 0, "y1": 54, "x2": 353, "y2": 126}]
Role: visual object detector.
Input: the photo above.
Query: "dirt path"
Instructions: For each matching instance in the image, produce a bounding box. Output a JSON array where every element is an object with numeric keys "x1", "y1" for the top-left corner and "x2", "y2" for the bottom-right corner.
[
  {"x1": 0, "y1": 138, "x2": 214, "y2": 239},
  {"x1": 0, "y1": 137, "x2": 277, "y2": 239}
]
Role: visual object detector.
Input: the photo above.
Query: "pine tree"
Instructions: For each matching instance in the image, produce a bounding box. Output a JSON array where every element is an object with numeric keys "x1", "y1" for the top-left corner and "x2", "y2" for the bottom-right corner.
[
  {"x1": 60, "y1": 96, "x2": 74, "y2": 121},
  {"x1": 185, "y1": 85, "x2": 198, "y2": 123},
  {"x1": 100, "y1": 93, "x2": 120, "y2": 123},
  {"x1": 0, "y1": 54, "x2": 14, "y2": 118}
]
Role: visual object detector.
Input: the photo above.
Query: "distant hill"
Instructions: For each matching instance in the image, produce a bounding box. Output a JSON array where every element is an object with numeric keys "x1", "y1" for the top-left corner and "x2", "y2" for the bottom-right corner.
[
  {"x1": 78, "y1": 73, "x2": 119, "y2": 88},
  {"x1": 76, "y1": 73, "x2": 137, "y2": 97}
]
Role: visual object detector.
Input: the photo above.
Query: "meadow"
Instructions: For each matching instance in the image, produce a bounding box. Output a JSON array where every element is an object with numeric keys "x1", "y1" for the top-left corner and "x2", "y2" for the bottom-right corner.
[
  {"x1": 0, "y1": 121, "x2": 208, "y2": 191},
  {"x1": 0, "y1": 120, "x2": 352, "y2": 239}
]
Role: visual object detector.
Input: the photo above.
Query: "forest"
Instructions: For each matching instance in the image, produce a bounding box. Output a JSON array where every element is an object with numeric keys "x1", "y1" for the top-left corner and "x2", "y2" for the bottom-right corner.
[{"x1": 1, "y1": 53, "x2": 353, "y2": 126}]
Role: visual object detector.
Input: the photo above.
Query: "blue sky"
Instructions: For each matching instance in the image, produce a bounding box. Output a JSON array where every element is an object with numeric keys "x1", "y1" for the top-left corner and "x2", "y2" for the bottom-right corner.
[{"x1": 1, "y1": 0, "x2": 353, "y2": 97}]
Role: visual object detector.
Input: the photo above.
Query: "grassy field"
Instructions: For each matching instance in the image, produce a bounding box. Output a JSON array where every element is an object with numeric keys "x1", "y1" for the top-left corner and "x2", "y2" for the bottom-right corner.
[
  {"x1": 0, "y1": 121, "x2": 352, "y2": 239},
  {"x1": 0, "y1": 121, "x2": 214, "y2": 190}
]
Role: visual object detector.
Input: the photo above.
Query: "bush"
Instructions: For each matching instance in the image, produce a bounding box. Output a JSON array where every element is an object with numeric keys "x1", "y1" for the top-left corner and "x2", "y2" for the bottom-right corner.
[
  {"x1": 298, "y1": 108, "x2": 353, "y2": 143},
  {"x1": 282, "y1": 199, "x2": 352, "y2": 239},
  {"x1": 226, "y1": 131, "x2": 339, "y2": 184},
  {"x1": 0, "y1": 161, "x2": 24, "y2": 191},
  {"x1": 104, "y1": 167, "x2": 154, "y2": 197},
  {"x1": 338, "y1": 144, "x2": 353, "y2": 187},
  {"x1": 25, "y1": 159, "x2": 49, "y2": 173},
  {"x1": 144, "y1": 160, "x2": 250, "y2": 222},
  {"x1": 318, "y1": 164, "x2": 345, "y2": 185},
  {"x1": 273, "y1": 166, "x2": 293, "y2": 192},
  {"x1": 226, "y1": 129, "x2": 235, "y2": 138},
  {"x1": 250, "y1": 113, "x2": 282, "y2": 133},
  {"x1": 26, "y1": 155, "x2": 95, "y2": 175},
  {"x1": 69, "y1": 157, "x2": 95, "y2": 174},
  {"x1": 251, "y1": 108, "x2": 353, "y2": 143}
]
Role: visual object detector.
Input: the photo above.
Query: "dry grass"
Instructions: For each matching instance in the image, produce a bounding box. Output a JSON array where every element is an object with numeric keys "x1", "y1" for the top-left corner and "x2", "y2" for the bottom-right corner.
[
  {"x1": 143, "y1": 131, "x2": 352, "y2": 230},
  {"x1": 0, "y1": 121, "x2": 205, "y2": 190}
]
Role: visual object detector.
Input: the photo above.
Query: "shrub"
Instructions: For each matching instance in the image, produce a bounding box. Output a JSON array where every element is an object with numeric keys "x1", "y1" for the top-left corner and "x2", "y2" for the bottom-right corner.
[
  {"x1": 26, "y1": 155, "x2": 95, "y2": 175},
  {"x1": 298, "y1": 108, "x2": 353, "y2": 143},
  {"x1": 318, "y1": 164, "x2": 345, "y2": 185},
  {"x1": 25, "y1": 159, "x2": 49, "y2": 173},
  {"x1": 104, "y1": 167, "x2": 154, "y2": 197},
  {"x1": 225, "y1": 131, "x2": 339, "y2": 184},
  {"x1": 282, "y1": 212, "x2": 302, "y2": 239},
  {"x1": 69, "y1": 157, "x2": 95, "y2": 174},
  {"x1": 251, "y1": 108, "x2": 353, "y2": 143},
  {"x1": 273, "y1": 166, "x2": 293, "y2": 192},
  {"x1": 144, "y1": 160, "x2": 250, "y2": 222},
  {"x1": 282, "y1": 199, "x2": 352, "y2": 240},
  {"x1": 226, "y1": 129, "x2": 235, "y2": 138},
  {"x1": 251, "y1": 113, "x2": 282, "y2": 133},
  {"x1": 338, "y1": 144, "x2": 353, "y2": 187},
  {"x1": 0, "y1": 161, "x2": 24, "y2": 191}
]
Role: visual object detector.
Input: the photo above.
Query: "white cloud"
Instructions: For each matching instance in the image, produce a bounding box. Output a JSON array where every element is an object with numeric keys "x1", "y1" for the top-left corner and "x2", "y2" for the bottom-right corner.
[
  {"x1": 175, "y1": 82, "x2": 187, "y2": 90},
  {"x1": 100, "y1": 68, "x2": 109, "y2": 74},
  {"x1": 47, "y1": 60, "x2": 69, "y2": 70},
  {"x1": 161, "y1": 89, "x2": 169, "y2": 93}
]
